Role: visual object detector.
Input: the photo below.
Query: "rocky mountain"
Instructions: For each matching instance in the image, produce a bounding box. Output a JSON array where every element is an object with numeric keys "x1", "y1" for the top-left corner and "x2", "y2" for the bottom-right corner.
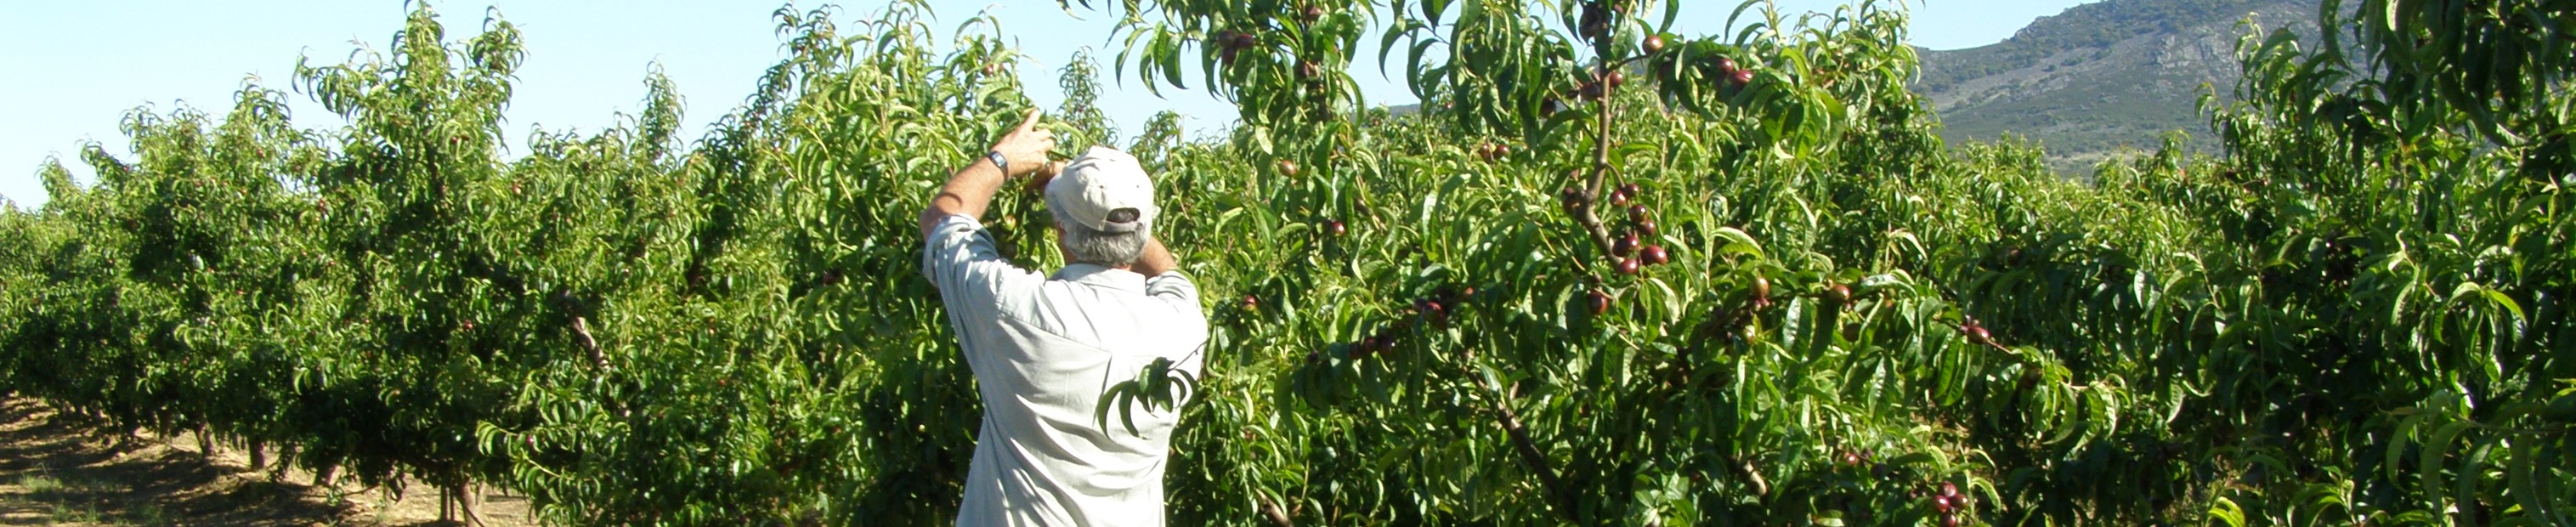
[{"x1": 1914, "y1": 0, "x2": 2324, "y2": 174}]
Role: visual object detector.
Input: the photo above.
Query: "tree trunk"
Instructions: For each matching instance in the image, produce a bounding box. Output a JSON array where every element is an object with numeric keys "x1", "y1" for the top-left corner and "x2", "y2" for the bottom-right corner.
[
  {"x1": 193, "y1": 424, "x2": 212, "y2": 462},
  {"x1": 451, "y1": 479, "x2": 485, "y2": 527},
  {"x1": 246, "y1": 438, "x2": 267, "y2": 472},
  {"x1": 272, "y1": 443, "x2": 299, "y2": 482}
]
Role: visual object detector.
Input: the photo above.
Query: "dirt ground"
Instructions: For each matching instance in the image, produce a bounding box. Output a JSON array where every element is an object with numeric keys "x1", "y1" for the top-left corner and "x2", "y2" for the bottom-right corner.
[{"x1": 0, "y1": 397, "x2": 535, "y2": 526}]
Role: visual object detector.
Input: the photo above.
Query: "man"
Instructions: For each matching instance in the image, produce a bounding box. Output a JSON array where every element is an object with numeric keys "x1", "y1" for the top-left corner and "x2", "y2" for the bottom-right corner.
[{"x1": 918, "y1": 109, "x2": 1209, "y2": 526}]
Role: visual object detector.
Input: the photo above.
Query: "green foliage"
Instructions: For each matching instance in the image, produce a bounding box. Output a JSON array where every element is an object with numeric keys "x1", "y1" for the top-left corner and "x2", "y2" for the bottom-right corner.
[{"x1": 1, "y1": 0, "x2": 2569, "y2": 525}]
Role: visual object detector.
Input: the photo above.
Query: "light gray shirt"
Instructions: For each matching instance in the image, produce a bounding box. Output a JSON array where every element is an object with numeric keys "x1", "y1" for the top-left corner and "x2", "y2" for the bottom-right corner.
[{"x1": 920, "y1": 214, "x2": 1209, "y2": 527}]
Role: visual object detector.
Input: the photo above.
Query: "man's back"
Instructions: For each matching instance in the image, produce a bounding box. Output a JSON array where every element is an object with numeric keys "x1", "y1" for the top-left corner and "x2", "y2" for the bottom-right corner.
[{"x1": 923, "y1": 214, "x2": 1208, "y2": 527}]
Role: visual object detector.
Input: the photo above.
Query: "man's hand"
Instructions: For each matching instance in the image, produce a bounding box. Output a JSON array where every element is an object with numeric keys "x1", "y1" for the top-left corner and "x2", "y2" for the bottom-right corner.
[
  {"x1": 990, "y1": 109, "x2": 1056, "y2": 178},
  {"x1": 1026, "y1": 160, "x2": 1069, "y2": 195},
  {"x1": 924, "y1": 109, "x2": 1060, "y2": 240}
]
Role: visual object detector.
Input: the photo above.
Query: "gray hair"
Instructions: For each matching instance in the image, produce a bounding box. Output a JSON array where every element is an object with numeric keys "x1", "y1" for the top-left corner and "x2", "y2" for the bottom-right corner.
[{"x1": 1050, "y1": 202, "x2": 1150, "y2": 267}]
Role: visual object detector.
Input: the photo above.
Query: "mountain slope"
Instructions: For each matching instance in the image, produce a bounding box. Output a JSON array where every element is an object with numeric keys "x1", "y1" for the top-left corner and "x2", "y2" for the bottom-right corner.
[{"x1": 1915, "y1": 0, "x2": 2322, "y2": 173}]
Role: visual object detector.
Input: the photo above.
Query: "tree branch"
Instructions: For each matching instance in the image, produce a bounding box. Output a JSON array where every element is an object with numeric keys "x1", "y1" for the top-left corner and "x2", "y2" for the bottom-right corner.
[
  {"x1": 1574, "y1": 84, "x2": 1621, "y2": 258},
  {"x1": 1493, "y1": 392, "x2": 1576, "y2": 518},
  {"x1": 571, "y1": 315, "x2": 608, "y2": 372},
  {"x1": 1735, "y1": 457, "x2": 1769, "y2": 497},
  {"x1": 1258, "y1": 492, "x2": 1294, "y2": 527},
  {"x1": 1458, "y1": 348, "x2": 1579, "y2": 522}
]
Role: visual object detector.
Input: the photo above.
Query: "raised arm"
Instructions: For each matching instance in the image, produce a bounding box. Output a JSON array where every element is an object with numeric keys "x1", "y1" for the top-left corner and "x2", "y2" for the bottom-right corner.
[
  {"x1": 1134, "y1": 235, "x2": 1178, "y2": 277},
  {"x1": 920, "y1": 109, "x2": 1056, "y2": 239}
]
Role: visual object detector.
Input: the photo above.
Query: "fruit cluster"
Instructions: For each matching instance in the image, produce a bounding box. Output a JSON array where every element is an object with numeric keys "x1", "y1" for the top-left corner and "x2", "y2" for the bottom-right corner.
[
  {"x1": 1211, "y1": 30, "x2": 1259, "y2": 65},
  {"x1": 1560, "y1": 180, "x2": 1674, "y2": 315},
  {"x1": 1930, "y1": 481, "x2": 1969, "y2": 526},
  {"x1": 1331, "y1": 286, "x2": 1478, "y2": 361}
]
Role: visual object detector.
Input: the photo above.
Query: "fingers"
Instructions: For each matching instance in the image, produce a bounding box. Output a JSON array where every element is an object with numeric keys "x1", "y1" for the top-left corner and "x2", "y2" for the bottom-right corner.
[
  {"x1": 1017, "y1": 108, "x2": 1044, "y2": 132},
  {"x1": 996, "y1": 108, "x2": 1058, "y2": 178}
]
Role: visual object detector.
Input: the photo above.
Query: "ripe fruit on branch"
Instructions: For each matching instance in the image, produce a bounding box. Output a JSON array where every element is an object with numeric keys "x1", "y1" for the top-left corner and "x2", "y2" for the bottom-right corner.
[
  {"x1": 1609, "y1": 188, "x2": 1632, "y2": 207},
  {"x1": 1300, "y1": 4, "x2": 1325, "y2": 22},
  {"x1": 1751, "y1": 276, "x2": 1773, "y2": 306},
  {"x1": 1619, "y1": 183, "x2": 1642, "y2": 198},
  {"x1": 1214, "y1": 31, "x2": 1252, "y2": 64},
  {"x1": 1639, "y1": 245, "x2": 1668, "y2": 265},
  {"x1": 1326, "y1": 219, "x2": 1347, "y2": 237},
  {"x1": 1960, "y1": 320, "x2": 1993, "y2": 347},
  {"x1": 1644, "y1": 34, "x2": 1666, "y2": 54},
  {"x1": 1588, "y1": 290, "x2": 1611, "y2": 314},
  {"x1": 1615, "y1": 258, "x2": 1641, "y2": 275},
  {"x1": 1627, "y1": 204, "x2": 1648, "y2": 224},
  {"x1": 1713, "y1": 57, "x2": 1739, "y2": 76},
  {"x1": 1824, "y1": 282, "x2": 1851, "y2": 306},
  {"x1": 1243, "y1": 294, "x2": 1260, "y2": 310},
  {"x1": 1577, "y1": 2, "x2": 1610, "y2": 40},
  {"x1": 1277, "y1": 159, "x2": 1299, "y2": 176},
  {"x1": 1417, "y1": 299, "x2": 1447, "y2": 324},
  {"x1": 1940, "y1": 481, "x2": 1960, "y2": 499},
  {"x1": 1560, "y1": 186, "x2": 1588, "y2": 211},
  {"x1": 1730, "y1": 68, "x2": 1754, "y2": 88},
  {"x1": 1634, "y1": 218, "x2": 1657, "y2": 237},
  {"x1": 1600, "y1": 68, "x2": 1626, "y2": 89}
]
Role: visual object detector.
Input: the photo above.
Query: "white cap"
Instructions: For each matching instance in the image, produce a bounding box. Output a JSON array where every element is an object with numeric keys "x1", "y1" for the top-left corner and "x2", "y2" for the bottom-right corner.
[{"x1": 1045, "y1": 146, "x2": 1158, "y2": 234}]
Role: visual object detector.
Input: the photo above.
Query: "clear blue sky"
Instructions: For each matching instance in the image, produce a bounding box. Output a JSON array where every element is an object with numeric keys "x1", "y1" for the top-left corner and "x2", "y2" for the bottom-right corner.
[{"x1": 0, "y1": 0, "x2": 2100, "y2": 209}]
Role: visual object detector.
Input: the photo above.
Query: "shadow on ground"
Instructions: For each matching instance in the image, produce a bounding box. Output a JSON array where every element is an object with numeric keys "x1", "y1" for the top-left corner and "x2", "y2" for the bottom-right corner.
[{"x1": 0, "y1": 397, "x2": 531, "y2": 526}]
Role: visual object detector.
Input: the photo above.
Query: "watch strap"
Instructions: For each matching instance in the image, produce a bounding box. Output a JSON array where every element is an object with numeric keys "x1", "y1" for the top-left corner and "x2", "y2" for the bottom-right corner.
[{"x1": 986, "y1": 150, "x2": 1010, "y2": 174}]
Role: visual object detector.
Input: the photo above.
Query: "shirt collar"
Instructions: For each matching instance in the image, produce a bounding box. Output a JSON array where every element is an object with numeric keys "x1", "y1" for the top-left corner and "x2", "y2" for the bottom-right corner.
[{"x1": 1051, "y1": 264, "x2": 1146, "y2": 292}]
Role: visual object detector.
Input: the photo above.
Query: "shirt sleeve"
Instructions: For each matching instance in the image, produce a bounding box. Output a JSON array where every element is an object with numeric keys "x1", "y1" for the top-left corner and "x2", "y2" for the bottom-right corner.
[
  {"x1": 1143, "y1": 270, "x2": 1201, "y2": 311},
  {"x1": 921, "y1": 214, "x2": 1043, "y2": 324},
  {"x1": 1144, "y1": 270, "x2": 1209, "y2": 378}
]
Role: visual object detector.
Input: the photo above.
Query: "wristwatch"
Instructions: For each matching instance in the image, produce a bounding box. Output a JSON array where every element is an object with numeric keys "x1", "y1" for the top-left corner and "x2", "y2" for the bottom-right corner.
[{"x1": 985, "y1": 150, "x2": 1010, "y2": 174}]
